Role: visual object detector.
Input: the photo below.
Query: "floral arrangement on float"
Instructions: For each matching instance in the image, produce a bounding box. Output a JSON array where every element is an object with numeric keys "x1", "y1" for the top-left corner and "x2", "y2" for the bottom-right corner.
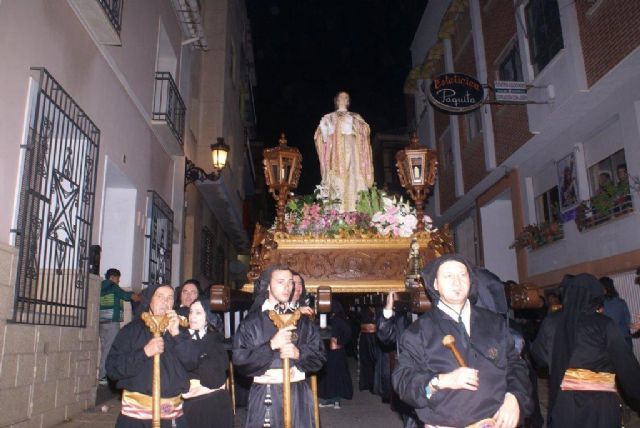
[
  {"x1": 280, "y1": 185, "x2": 435, "y2": 238},
  {"x1": 284, "y1": 185, "x2": 436, "y2": 238}
]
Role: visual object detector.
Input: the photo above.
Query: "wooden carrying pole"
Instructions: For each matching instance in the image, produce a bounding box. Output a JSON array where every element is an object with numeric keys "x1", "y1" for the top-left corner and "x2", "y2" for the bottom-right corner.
[
  {"x1": 141, "y1": 313, "x2": 169, "y2": 428},
  {"x1": 268, "y1": 310, "x2": 301, "y2": 428},
  {"x1": 311, "y1": 374, "x2": 320, "y2": 428},
  {"x1": 141, "y1": 313, "x2": 189, "y2": 428}
]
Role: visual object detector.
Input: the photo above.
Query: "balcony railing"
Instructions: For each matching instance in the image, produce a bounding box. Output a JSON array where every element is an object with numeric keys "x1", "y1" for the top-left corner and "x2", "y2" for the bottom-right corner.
[
  {"x1": 98, "y1": 0, "x2": 124, "y2": 35},
  {"x1": 152, "y1": 72, "x2": 186, "y2": 147},
  {"x1": 576, "y1": 193, "x2": 634, "y2": 231},
  {"x1": 68, "y1": 0, "x2": 124, "y2": 45}
]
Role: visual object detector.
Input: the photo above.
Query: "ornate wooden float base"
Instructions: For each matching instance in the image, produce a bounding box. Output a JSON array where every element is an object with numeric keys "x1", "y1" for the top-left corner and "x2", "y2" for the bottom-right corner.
[{"x1": 243, "y1": 226, "x2": 454, "y2": 293}]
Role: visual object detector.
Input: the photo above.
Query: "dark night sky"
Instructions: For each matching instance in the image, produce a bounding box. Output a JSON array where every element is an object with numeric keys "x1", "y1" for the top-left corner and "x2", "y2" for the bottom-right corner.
[{"x1": 246, "y1": 0, "x2": 428, "y2": 193}]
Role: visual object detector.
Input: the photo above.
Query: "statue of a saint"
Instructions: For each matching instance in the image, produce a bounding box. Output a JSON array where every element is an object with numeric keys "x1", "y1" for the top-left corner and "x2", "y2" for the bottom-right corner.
[{"x1": 314, "y1": 91, "x2": 374, "y2": 212}]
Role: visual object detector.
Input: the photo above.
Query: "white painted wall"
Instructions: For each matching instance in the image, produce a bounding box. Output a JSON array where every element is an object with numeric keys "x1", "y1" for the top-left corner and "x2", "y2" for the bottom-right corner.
[
  {"x1": 480, "y1": 193, "x2": 519, "y2": 282},
  {"x1": 101, "y1": 158, "x2": 137, "y2": 289},
  {"x1": 518, "y1": 73, "x2": 640, "y2": 277},
  {"x1": 0, "y1": 0, "x2": 186, "y2": 288}
]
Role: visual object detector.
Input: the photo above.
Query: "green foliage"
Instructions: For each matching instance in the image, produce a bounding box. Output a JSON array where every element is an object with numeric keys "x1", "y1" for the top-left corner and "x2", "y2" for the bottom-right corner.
[{"x1": 356, "y1": 186, "x2": 383, "y2": 215}]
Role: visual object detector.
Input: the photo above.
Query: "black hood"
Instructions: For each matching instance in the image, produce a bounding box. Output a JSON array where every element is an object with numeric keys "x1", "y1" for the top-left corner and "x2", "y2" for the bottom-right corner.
[
  {"x1": 472, "y1": 267, "x2": 509, "y2": 315},
  {"x1": 135, "y1": 283, "x2": 173, "y2": 318},
  {"x1": 421, "y1": 254, "x2": 477, "y2": 305}
]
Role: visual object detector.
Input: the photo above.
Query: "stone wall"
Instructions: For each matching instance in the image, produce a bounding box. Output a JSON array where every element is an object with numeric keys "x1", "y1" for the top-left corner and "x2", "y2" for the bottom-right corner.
[{"x1": 0, "y1": 243, "x2": 99, "y2": 428}]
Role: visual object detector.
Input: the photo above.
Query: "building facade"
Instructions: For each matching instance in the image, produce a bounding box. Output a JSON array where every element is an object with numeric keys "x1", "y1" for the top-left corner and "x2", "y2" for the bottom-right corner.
[
  {"x1": 0, "y1": 0, "x2": 255, "y2": 426},
  {"x1": 407, "y1": 0, "x2": 640, "y2": 354}
]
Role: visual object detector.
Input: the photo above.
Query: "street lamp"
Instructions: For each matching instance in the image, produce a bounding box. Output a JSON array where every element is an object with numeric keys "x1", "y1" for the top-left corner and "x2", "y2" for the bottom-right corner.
[
  {"x1": 185, "y1": 137, "x2": 230, "y2": 186},
  {"x1": 395, "y1": 133, "x2": 438, "y2": 231},
  {"x1": 263, "y1": 133, "x2": 302, "y2": 232}
]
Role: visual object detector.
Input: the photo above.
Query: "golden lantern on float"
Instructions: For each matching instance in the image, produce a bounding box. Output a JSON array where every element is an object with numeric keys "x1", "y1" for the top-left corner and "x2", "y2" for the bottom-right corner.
[
  {"x1": 263, "y1": 133, "x2": 302, "y2": 232},
  {"x1": 395, "y1": 133, "x2": 438, "y2": 231}
]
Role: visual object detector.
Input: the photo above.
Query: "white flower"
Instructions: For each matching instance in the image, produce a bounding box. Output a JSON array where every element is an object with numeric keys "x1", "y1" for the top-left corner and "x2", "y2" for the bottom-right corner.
[{"x1": 403, "y1": 214, "x2": 418, "y2": 229}]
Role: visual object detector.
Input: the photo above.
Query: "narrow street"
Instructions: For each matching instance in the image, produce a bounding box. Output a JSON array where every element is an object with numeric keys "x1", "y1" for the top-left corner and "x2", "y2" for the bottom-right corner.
[{"x1": 58, "y1": 358, "x2": 640, "y2": 428}]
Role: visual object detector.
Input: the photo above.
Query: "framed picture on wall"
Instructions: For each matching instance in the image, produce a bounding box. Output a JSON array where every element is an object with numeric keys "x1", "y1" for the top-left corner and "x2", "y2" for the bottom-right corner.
[{"x1": 556, "y1": 152, "x2": 579, "y2": 212}]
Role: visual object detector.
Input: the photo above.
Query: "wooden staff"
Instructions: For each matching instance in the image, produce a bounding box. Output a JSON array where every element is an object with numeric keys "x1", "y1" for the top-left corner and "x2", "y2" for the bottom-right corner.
[
  {"x1": 228, "y1": 360, "x2": 236, "y2": 415},
  {"x1": 442, "y1": 334, "x2": 466, "y2": 367},
  {"x1": 310, "y1": 373, "x2": 320, "y2": 428},
  {"x1": 141, "y1": 312, "x2": 189, "y2": 428},
  {"x1": 269, "y1": 310, "x2": 301, "y2": 428}
]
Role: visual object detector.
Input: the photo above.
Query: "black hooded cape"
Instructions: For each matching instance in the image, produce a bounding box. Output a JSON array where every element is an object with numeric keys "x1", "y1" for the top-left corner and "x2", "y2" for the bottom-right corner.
[
  {"x1": 532, "y1": 273, "x2": 640, "y2": 427},
  {"x1": 392, "y1": 254, "x2": 533, "y2": 427},
  {"x1": 106, "y1": 284, "x2": 200, "y2": 428}
]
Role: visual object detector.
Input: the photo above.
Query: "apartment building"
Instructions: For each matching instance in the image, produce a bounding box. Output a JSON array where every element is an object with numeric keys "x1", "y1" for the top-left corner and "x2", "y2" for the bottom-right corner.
[
  {"x1": 407, "y1": 0, "x2": 640, "y2": 353},
  {"x1": 0, "y1": 0, "x2": 256, "y2": 425}
]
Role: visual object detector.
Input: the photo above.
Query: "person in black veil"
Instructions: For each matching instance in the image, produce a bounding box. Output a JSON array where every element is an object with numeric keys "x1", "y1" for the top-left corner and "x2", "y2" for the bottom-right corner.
[
  {"x1": 233, "y1": 264, "x2": 325, "y2": 427},
  {"x1": 531, "y1": 273, "x2": 640, "y2": 427},
  {"x1": 174, "y1": 279, "x2": 202, "y2": 318},
  {"x1": 106, "y1": 284, "x2": 199, "y2": 428},
  {"x1": 359, "y1": 304, "x2": 379, "y2": 393},
  {"x1": 474, "y1": 268, "x2": 544, "y2": 428},
  {"x1": 393, "y1": 254, "x2": 532, "y2": 428},
  {"x1": 182, "y1": 297, "x2": 233, "y2": 428},
  {"x1": 290, "y1": 271, "x2": 315, "y2": 317},
  {"x1": 318, "y1": 300, "x2": 353, "y2": 409}
]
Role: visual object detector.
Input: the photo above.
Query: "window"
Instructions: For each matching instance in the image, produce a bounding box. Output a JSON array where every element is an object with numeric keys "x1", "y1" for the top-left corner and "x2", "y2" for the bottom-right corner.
[
  {"x1": 465, "y1": 109, "x2": 483, "y2": 144},
  {"x1": 525, "y1": 0, "x2": 564, "y2": 74},
  {"x1": 588, "y1": 149, "x2": 628, "y2": 197},
  {"x1": 578, "y1": 149, "x2": 634, "y2": 228},
  {"x1": 535, "y1": 186, "x2": 560, "y2": 224},
  {"x1": 499, "y1": 43, "x2": 524, "y2": 81},
  {"x1": 12, "y1": 68, "x2": 100, "y2": 326}
]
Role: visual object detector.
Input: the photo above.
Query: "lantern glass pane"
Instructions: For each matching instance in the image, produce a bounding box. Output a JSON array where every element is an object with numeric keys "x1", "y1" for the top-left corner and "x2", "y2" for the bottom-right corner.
[
  {"x1": 410, "y1": 156, "x2": 424, "y2": 185},
  {"x1": 211, "y1": 148, "x2": 228, "y2": 170},
  {"x1": 269, "y1": 160, "x2": 279, "y2": 185},
  {"x1": 282, "y1": 158, "x2": 292, "y2": 184}
]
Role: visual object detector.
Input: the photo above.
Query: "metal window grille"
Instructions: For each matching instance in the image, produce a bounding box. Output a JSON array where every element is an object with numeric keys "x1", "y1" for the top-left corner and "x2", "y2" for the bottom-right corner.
[
  {"x1": 144, "y1": 191, "x2": 173, "y2": 286},
  {"x1": 200, "y1": 226, "x2": 215, "y2": 280},
  {"x1": 214, "y1": 245, "x2": 225, "y2": 284},
  {"x1": 98, "y1": 0, "x2": 124, "y2": 35},
  {"x1": 152, "y1": 72, "x2": 186, "y2": 147},
  {"x1": 12, "y1": 67, "x2": 100, "y2": 327},
  {"x1": 525, "y1": 0, "x2": 564, "y2": 74}
]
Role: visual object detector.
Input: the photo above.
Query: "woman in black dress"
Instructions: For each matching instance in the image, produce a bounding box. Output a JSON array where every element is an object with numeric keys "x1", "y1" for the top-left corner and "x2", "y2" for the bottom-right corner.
[
  {"x1": 318, "y1": 300, "x2": 353, "y2": 408},
  {"x1": 532, "y1": 274, "x2": 640, "y2": 427},
  {"x1": 183, "y1": 297, "x2": 233, "y2": 428}
]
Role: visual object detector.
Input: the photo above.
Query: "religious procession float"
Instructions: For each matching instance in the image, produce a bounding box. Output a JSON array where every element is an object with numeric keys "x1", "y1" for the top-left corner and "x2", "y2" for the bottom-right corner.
[{"x1": 244, "y1": 91, "x2": 454, "y2": 307}]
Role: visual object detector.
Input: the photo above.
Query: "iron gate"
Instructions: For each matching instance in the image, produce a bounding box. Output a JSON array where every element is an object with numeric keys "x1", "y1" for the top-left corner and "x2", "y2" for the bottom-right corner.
[
  {"x1": 12, "y1": 67, "x2": 100, "y2": 327},
  {"x1": 144, "y1": 191, "x2": 173, "y2": 286}
]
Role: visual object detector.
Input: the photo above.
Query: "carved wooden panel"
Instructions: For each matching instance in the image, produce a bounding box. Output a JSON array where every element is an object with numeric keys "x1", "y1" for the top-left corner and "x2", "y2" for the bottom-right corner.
[{"x1": 270, "y1": 248, "x2": 438, "y2": 282}]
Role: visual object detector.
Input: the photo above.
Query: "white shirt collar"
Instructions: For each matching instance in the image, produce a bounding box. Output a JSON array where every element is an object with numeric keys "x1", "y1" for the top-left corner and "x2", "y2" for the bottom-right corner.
[
  {"x1": 437, "y1": 299, "x2": 471, "y2": 336},
  {"x1": 188, "y1": 328, "x2": 207, "y2": 338},
  {"x1": 262, "y1": 299, "x2": 277, "y2": 312}
]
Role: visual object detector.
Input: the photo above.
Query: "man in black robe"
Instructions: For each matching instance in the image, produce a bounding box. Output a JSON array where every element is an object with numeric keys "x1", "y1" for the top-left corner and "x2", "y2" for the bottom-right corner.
[
  {"x1": 106, "y1": 284, "x2": 199, "y2": 427},
  {"x1": 233, "y1": 264, "x2": 325, "y2": 427},
  {"x1": 393, "y1": 254, "x2": 532, "y2": 428},
  {"x1": 532, "y1": 273, "x2": 640, "y2": 427}
]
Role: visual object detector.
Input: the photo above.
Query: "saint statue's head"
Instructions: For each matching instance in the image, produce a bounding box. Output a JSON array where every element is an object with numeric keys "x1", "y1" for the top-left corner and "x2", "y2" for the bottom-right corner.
[{"x1": 334, "y1": 91, "x2": 350, "y2": 110}]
